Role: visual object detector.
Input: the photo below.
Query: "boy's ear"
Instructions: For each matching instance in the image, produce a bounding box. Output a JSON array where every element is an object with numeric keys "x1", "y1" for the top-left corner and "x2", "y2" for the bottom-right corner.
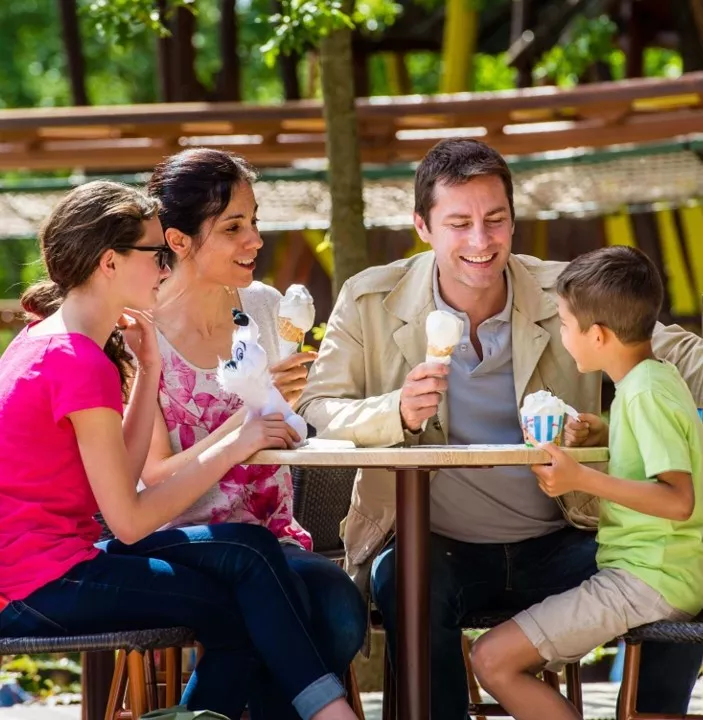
[{"x1": 591, "y1": 322, "x2": 608, "y2": 347}]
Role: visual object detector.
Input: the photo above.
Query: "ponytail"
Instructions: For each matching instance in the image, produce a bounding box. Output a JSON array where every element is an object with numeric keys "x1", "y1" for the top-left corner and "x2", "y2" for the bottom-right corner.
[
  {"x1": 21, "y1": 279, "x2": 134, "y2": 401},
  {"x1": 20, "y1": 280, "x2": 63, "y2": 321},
  {"x1": 105, "y1": 329, "x2": 136, "y2": 403}
]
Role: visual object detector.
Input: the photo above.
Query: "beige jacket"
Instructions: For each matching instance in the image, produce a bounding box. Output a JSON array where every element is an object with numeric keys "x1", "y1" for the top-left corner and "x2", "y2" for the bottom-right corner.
[{"x1": 298, "y1": 252, "x2": 703, "y2": 594}]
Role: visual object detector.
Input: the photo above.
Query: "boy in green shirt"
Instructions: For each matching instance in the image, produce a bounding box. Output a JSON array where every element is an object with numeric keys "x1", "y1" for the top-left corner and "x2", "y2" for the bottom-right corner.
[{"x1": 471, "y1": 245, "x2": 703, "y2": 720}]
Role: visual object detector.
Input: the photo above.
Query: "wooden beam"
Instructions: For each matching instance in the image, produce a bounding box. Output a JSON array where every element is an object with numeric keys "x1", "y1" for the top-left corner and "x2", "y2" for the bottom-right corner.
[{"x1": 0, "y1": 73, "x2": 701, "y2": 171}]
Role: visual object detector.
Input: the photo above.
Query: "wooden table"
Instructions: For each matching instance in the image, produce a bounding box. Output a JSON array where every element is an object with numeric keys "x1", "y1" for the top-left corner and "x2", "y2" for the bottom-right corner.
[{"x1": 248, "y1": 443, "x2": 609, "y2": 720}]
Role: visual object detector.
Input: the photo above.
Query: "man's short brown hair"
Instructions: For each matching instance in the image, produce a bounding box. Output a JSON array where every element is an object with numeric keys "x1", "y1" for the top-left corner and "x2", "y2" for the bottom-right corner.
[
  {"x1": 556, "y1": 246, "x2": 664, "y2": 344},
  {"x1": 414, "y1": 139, "x2": 515, "y2": 231}
]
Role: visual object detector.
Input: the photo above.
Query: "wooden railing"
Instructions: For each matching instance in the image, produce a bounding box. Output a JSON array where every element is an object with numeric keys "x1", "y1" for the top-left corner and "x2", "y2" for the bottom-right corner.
[{"x1": 0, "y1": 73, "x2": 701, "y2": 171}]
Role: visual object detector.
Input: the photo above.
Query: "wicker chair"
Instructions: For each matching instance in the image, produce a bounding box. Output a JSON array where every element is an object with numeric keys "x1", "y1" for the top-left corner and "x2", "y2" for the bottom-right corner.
[
  {"x1": 0, "y1": 627, "x2": 194, "y2": 720},
  {"x1": 291, "y1": 464, "x2": 365, "y2": 718},
  {"x1": 292, "y1": 465, "x2": 356, "y2": 560},
  {"x1": 618, "y1": 616, "x2": 703, "y2": 720}
]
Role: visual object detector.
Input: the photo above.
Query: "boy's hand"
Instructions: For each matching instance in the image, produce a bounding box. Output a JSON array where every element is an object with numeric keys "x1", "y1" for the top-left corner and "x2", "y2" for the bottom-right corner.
[
  {"x1": 563, "y1": 413, "x2": 608, "y2": 447},
  {"x1": 530, "y1": 442, "x2": 584, "y2": 497}
]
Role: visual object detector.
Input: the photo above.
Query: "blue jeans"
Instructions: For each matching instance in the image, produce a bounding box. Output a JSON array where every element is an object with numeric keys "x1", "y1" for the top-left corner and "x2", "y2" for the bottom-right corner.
[
  {"x1": 109, "y1": 533, "x2": 366, "y2": 720},
  {"x1": 247, "y1": 545, "x2": 367, "y2": 719},
  {"x1": 371, "y1": 527, "x2": 703, "y2": 720},
  {"x1": 1, "y1": 523, "x2": 344, "y2": 720}
]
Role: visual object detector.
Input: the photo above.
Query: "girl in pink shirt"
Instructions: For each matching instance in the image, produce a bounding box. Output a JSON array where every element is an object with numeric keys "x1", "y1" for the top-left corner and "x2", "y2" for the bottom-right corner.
[{"x1": 0, "y1": 181, "x2": 356, "y2": 720}]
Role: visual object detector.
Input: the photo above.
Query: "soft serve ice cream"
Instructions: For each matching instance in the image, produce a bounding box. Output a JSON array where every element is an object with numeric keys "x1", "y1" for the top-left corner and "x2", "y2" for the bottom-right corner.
[
  {"x1": 520, "y1": 390, "x2": 578, "y2": 446},
  {"x1": 425, "y1": 310, "x2": 464, "y2": 365},
  {"x1": 278, "y1": 284, "x2": 315, "y2": 357}
]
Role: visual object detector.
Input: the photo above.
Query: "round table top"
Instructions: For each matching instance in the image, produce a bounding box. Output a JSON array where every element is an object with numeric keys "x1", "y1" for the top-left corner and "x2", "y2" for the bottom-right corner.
[{"x1": 246, "y1": 442, "x2": 609, "y2": 468}]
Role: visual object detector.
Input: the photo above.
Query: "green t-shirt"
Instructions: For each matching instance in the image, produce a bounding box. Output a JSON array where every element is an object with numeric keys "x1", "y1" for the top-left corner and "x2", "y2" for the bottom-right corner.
[{"x1": 596, "y1": 359, "x2": 703, "y2": 615}]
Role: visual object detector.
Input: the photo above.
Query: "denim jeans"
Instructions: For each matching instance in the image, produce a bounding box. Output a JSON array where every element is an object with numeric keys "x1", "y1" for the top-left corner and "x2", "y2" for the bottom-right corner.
[
  {"x1": 109, "y1": 533, "x2": 366, "y2": 720},
  {"x1": 1, "y1": 523, "x2": 344, "y2": 720},
  {"x1": 371, "y1": 526, "x2": 703, "y2": 720},
  {"x1": 247, "y1": 544, "x2": 367, "y2": 719}
]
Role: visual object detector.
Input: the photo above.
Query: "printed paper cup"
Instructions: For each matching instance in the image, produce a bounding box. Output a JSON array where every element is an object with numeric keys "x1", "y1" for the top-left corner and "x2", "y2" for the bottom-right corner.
[{"x1": 521, "y1": 413, "x2": 565, "y2": 447}]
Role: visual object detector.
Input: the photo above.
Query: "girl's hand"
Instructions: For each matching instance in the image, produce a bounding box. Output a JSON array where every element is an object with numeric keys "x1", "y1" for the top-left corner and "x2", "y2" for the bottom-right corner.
[
  {"x1": 270, "y1": 351, "x2": 318, "y2": 406},
  {"x1": 119, "y1": 309, "x2": 160, "y2": 374},
  {"x1": 231, "y1": 413, "x2": 301, "y2": 458}
]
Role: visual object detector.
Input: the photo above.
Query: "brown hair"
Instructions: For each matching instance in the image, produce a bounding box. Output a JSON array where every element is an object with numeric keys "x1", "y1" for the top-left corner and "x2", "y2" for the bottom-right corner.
[
  {"x1": 148, "y1": 148, "x2": 257, "y2": 259},
  {"x1": 21, "y1": 180, "x2": 161, "y2": 398},
  {"x1": 414, "y1": 139, "x2": 515, "y2": 230},
  {"x1": 556, "y1": 246, "x2": 663, "y2": 344}
]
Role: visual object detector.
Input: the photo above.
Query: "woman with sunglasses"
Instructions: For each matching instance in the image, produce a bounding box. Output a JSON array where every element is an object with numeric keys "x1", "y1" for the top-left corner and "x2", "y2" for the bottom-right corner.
[
  {"x1": 103, "y1": 149, "x2": 366, "y2": 719},
  {"x1": 0, "y1": 181, "x2": 358, "y2": 720}
]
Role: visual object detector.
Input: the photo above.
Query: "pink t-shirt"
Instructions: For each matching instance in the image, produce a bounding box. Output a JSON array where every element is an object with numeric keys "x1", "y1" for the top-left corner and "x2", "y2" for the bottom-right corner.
[{"x1": 0, "y1": 327, "x2": 123, "y2": 603}]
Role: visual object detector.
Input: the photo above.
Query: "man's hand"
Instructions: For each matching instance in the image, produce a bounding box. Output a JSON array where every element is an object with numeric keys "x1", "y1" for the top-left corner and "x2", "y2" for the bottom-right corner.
[
  {"x1": 399, "y1": 362, "x2": 449, "y2": 432},
  {"x1": 530, "y1": 442, "x2": 584, "y2": 497},
  {"x1": 563, "y1": 413, "x2": 608, "y2": 447}
]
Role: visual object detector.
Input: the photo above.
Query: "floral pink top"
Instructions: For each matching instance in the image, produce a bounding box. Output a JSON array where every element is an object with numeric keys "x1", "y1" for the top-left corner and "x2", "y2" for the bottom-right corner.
[{"x1": 155, "y1": 283, "x2": 312, "y2": 550}]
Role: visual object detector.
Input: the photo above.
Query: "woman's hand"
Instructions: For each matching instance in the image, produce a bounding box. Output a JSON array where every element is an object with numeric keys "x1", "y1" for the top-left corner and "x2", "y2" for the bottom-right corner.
[
  {"x1": 119, "y1": 309, "x2": 160, "y2": 374},
  {"x1": 270, "y1": 351, "x2": 318, "y2": 407},
  {"x1": 231, "y1": 413, "x2": 301, "y2": 458}
]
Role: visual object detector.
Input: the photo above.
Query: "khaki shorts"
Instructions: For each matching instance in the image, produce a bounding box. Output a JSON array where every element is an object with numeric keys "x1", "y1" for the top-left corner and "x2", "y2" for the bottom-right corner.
[{"x1": 513, "y1": 568, "x2": 691, "y2": 672}]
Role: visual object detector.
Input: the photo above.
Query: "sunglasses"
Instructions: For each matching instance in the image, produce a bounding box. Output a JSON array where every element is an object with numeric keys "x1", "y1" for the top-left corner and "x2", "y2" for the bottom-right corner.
[{"x1": 115, "y1": 245, "x2": 171, "y2": 271}]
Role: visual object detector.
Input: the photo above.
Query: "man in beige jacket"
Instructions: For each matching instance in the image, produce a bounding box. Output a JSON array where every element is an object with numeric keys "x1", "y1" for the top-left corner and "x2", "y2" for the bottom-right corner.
[{"x1": 298, "y1": 139, "x2": 703, "y2": 719}]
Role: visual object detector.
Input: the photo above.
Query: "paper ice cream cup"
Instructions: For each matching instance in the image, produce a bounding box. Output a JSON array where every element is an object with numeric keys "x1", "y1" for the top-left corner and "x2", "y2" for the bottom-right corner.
[{"x1": 521, "y1": 412, "x2": 565, "y2": 447}]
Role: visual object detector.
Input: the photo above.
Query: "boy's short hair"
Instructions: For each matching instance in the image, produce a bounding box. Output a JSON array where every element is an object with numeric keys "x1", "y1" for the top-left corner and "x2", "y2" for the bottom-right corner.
[{"x1": 556, "y1": 246, "x2": 663, "y2": 344}]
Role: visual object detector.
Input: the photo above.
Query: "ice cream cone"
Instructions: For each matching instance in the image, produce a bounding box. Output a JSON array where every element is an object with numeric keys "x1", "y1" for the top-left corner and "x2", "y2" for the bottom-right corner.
[
  {"x1": 425, "y1": 310, "x2": 463, "y2": 365},
  {"x1": 277, "y1": 317, "x2": 305, "y2": 345}
]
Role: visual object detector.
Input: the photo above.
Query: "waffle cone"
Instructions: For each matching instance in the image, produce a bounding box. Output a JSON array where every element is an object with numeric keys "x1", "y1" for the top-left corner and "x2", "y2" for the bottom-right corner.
[
  {"x1": 426, "y1": 343, "x2": 454, "y2": 358},
  {"x1": 278, "y1": 317, "x2": 305, "y2": 344}
]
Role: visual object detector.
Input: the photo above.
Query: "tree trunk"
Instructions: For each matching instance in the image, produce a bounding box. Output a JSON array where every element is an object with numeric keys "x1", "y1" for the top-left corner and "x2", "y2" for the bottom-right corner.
[
  {"x1": 216, "y1": 0, "x2": 241, "y2": 101},
  {"x1": 57, "y1": 0, "x2": 88, "y2": 105},
  {"x1": 675, "y1": 0, "x2": 703, "y2": 71},
  {"x1": 156, "y1": 0, "x2": 176, "y2": 102},
  {"x1": 173, "y1": 6, "x2": 206, "y2": 101},
  {"x1": 280, "y1": 52, "x2": 302, "y2": 100},
  {"x1": 319, "y1": 0, "x2": 368, "y2": 296},
  {"x1": 273, "y1": 1, "x2": 301, "y2": 100}
]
